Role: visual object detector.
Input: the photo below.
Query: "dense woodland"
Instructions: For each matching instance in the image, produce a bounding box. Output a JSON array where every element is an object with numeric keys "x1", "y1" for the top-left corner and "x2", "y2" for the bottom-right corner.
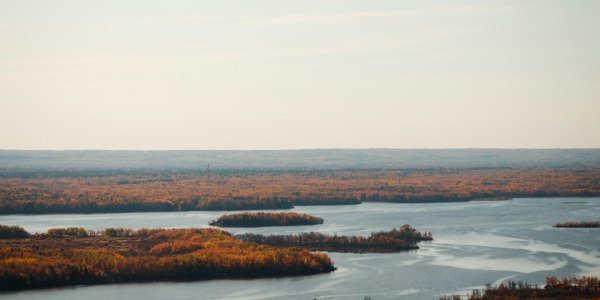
[
  {"x1": 440, "y1": 276, "x2": 600, "y2": 300},
  {"x1": 0, "y1": 226, "x2": 335, "y2": 290},
  {"x1": 210, "y1": 212, "x2": 323, "y2": 227},
  {"x1": 554, "y1": 221, "x2": 600, "y2": 228},
  {"x1": 0, "y1": 168, "x2": 599, "y2": 214},
  {"x1": 237, "y1": 225, "x2": 432, "y2": 253}
]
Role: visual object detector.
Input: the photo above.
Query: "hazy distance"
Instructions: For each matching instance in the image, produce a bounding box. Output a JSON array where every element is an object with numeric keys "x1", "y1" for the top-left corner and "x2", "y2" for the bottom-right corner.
[{"x1": 2, "y1": 149, "x2": 600, "y2": 170}]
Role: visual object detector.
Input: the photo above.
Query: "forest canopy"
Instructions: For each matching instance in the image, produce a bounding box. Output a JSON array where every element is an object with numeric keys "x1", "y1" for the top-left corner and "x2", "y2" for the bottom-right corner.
[
  {"x1": 0, "y1": 226, "x2": 335, "y2": 291},
  {"x1": 1, "y1": 168, "x2": 599, "y2": 214},
  {"x1": 210, "y1": 212, "x2": 324, "y2": 227},
  {"x1": 237, "y1": 225, "x2": 433, "y2": 253}
]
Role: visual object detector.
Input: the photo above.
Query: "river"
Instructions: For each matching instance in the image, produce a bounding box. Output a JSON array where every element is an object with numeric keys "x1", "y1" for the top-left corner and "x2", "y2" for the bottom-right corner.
[{"x1": 1, "y1": 197, "x2": 599, "y2": 299}]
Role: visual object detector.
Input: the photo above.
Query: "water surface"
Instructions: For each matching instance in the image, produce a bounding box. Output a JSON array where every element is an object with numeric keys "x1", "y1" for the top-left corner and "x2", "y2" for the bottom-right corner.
[{"x1": 1, "y1": 198, "x2": 599, "y2": 299}]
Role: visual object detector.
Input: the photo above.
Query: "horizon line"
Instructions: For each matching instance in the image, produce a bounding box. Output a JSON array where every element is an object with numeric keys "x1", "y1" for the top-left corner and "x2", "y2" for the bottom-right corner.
[{"x1": 2, "y1": 148, "x2": 600, "y2": 151}]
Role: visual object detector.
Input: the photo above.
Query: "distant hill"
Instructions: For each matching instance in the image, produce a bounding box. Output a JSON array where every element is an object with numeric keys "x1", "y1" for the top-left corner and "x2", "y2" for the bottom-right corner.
[{"x1": 1, "y1": 149, "x2": 599, "y2": 171}]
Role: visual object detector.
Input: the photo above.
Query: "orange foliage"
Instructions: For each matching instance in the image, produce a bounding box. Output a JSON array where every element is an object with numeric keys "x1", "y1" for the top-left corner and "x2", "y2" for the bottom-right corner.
[
  {"x1": 0, "y1": 226, "x2": 335, "y2": 290},
  {"x1": 210, "y1": 212, "x2": 323, "y2": 227},
  {"x1": 0, "y1": 168, "x2": 599, "y2": 213}
]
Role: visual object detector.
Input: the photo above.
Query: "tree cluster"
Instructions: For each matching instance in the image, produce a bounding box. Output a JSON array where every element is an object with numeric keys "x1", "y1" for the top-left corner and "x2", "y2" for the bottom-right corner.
[
  {"x1": 0, "y1": 225, "x2": 29, "y2": 239},
  {"x1": 554, "y1": 221, "x2": 600, "y2": 228},
  {"x1": 440, "y1": 276, "x2": 600, "y2": 300},
  {"x1": 0, "y1": 226, "x2": 335, "y2": 291},
  {"x1": 210, "y1": 212, "x2": 323, "y2": 227},
  {"x1": 236, "y1": 225, "x2": 431, "y2": 253}
]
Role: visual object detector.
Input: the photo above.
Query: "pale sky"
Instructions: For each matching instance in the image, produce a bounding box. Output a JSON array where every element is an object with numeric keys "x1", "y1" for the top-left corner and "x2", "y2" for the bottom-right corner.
[{"x1": 1, "y1": 0, "x2": 599, "y2": 150}]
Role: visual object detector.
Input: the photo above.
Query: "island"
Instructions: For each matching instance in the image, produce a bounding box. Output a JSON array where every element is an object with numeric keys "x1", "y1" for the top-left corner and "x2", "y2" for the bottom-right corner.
[
  {"x1": 210, "y1": 212, "x2": 324, "y2": 227},
  {"x1": 440, "y1": 276, "x2": 600, "y2": 300},
  {"x1": 0, "y1": 225, "x2": 335, "y2": 291},
  {"x1": 554, "y1": 221, "x2": 600, "y2": 228},
  {"x1": 237, "y1": 224, "x2": 433, "y2": 253}
]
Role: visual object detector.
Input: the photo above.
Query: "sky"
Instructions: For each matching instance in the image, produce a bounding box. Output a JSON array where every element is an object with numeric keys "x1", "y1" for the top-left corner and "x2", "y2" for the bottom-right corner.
[{"x1": 1, "y1": 0, "x2": 599, "y2": 150}]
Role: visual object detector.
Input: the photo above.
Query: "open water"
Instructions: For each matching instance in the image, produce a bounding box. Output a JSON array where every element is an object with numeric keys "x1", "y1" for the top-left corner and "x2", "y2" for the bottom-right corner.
[{"x1": 1, "y1": 198, "x2": 599, "y2": 299}]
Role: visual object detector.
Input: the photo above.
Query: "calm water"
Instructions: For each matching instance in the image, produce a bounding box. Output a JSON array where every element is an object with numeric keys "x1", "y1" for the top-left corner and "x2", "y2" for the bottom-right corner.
[{"x1": 1, "y1": 198, "x2": 599, "y2": 299}]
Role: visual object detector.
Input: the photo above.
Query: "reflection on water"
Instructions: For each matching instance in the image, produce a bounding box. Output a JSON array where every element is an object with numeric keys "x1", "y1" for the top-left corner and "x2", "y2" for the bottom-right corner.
[{"x1": 1, "y1": 198, "x2": 599, "y2": 299}]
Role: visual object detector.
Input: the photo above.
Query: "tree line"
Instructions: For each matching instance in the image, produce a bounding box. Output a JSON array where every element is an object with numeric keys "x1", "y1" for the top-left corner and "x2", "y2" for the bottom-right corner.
[
  {"x1": 440, "y1": 276, "x2": 600, "y2": 300},
  {"x1": 1, "y1": 168, "x2": 599, "y2": 214},
  {"x1": 237, "y1": 225, "x2": 432, "y2": 253},
  {"x1": 554, "y1": 221, "x2": 600, "y2": 228}
]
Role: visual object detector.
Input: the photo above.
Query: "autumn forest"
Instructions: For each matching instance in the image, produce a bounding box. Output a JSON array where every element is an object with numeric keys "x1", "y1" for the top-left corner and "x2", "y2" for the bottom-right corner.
[
  {"x1": 1, "y1": 150, "x2": 599, "y2": 296},
  {"x1": 1, "y1": 168, "x2": 599, "y2": 214},
  {"x1": 210, "y1": 212, "x2": 324, "y2": 227},
  {"x1": 0, "y1": 226, "x2": 335, "y2": 290}
]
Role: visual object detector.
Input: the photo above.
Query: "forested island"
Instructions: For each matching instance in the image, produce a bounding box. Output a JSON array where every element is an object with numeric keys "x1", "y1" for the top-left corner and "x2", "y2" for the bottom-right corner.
[
  {"x1": 554, "y1": 221, "x2": 600, "y2": 228},
  {"x1": 210, "y1": 212, "x2": 323, "y2": 227},
  {"x1": 237, "y1": 225, "x2": 432, "y2": 253},
  {"x1": 440, "y1": 276, "x2": 600, "y2": 300},
  {"x1": 1, "y1": 167, "x2": 599, "y2": 214},
  {"x1": 0, "y1": 226, "x2": 335, "y2": 291}
]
